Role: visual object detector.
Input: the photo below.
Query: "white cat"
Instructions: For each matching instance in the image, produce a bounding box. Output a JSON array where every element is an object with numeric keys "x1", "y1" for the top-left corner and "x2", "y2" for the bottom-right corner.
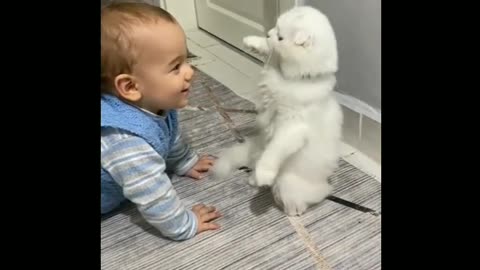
[{"x1": 212, "y1": 6, "x2": 343, "y2": 216}]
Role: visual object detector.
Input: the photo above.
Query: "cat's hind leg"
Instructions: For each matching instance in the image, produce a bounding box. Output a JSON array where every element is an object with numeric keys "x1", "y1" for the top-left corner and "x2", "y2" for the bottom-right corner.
[{"x1": 273, "y1": 172, "x2": 332, "y2": 216}]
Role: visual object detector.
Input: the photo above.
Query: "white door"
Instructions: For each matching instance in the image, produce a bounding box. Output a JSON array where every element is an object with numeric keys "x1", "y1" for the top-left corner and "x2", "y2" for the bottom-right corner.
[{"x1": 195, "y1": 0, "x2": 296, "y2": 61}]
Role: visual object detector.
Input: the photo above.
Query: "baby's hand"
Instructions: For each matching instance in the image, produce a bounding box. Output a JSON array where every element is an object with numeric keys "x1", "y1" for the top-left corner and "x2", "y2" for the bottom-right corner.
[
  {"x1": 186, "y1": 155, "x2": 215, "y2": 180},
  {"x1": 192, "y1": 204, "x2": 221, "y2": 234}
]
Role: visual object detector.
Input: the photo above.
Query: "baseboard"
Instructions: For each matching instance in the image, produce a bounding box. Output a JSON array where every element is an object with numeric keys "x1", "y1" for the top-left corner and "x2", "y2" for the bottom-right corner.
[{"x1": 341, "y1": 105, "x2": 381, "y2": 164}]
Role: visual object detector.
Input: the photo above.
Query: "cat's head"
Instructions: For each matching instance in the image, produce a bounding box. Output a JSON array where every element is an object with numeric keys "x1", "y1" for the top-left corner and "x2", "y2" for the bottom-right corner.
[{"x1": 266, "y1": 6, "x2": 338, "y2": 78}]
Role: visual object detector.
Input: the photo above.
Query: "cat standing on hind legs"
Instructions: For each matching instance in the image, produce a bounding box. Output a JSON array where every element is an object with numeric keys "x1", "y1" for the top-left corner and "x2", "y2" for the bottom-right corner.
[{"x1": 212, "y1": 6, "x2": 343, "y2": 216}]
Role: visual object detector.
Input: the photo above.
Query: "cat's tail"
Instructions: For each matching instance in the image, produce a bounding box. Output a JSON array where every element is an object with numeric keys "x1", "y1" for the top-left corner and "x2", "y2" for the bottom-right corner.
[{"x1": 211, "y1": 138, "x2": 257, "y2": 180}]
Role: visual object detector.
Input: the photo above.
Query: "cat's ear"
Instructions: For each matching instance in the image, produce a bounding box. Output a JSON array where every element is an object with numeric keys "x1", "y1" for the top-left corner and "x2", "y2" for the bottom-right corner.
[{"x1": 294, "y1": 31, "x2": 312, "y2": 47}]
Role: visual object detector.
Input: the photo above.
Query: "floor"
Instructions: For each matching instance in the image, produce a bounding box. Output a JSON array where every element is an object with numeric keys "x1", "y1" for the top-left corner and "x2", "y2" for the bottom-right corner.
[{"x1": 101, "y1": 63, "x2": 381, "y2": 269}]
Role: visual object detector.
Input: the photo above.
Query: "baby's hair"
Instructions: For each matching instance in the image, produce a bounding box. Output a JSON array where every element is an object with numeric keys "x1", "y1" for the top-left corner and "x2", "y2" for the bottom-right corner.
[{"x1": 101, "y1": 2, "x2": 176, "y2": 92}]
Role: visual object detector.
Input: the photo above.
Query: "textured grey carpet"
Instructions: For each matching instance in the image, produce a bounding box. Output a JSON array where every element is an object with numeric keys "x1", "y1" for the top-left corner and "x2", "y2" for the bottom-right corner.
[{"x1": 101, "y1": 69, "x2": 381, "y2": 270}]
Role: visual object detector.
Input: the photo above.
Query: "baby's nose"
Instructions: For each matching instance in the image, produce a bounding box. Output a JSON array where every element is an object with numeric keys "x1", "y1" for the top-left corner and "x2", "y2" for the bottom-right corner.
[{"x1": 185, "y1": 64, "x2": 194, "y2": 81}]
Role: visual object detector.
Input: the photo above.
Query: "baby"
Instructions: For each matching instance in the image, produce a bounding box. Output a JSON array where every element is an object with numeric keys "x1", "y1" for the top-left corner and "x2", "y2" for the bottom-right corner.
[{"x1": 101, "y1": 2, "x2": 221, "y2": 240}]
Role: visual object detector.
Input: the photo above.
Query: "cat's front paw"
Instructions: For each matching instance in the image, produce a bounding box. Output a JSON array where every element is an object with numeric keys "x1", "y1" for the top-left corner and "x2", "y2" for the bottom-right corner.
[
  {"x1": 255, "y1": 166, "x2": 276, "y2": 187},
  {"x1": 243, "y1": 36, "x2": 258, "y2": 48},
  {"x1": 243, "y1": 36, "x2": 263, "y2": 54}
]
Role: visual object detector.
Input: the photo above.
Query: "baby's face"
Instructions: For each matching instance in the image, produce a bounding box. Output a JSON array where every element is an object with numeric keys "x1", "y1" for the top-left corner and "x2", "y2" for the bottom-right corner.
[{"x1": 132, "y1": 21, "x2": 194, "y2": 113}]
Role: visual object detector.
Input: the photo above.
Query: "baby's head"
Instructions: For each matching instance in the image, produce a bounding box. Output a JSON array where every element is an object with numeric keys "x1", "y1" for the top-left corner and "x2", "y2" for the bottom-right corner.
[
  {"x1": 101, "y1": 3, "x2": 194, "y2": 113},
  {"x1": 266, "y1": 6, "x2": 338, "y2": 78}
]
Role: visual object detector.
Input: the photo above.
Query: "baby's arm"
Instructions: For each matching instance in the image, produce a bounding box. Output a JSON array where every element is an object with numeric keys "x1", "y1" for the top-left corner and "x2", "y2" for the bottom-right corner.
[
  {"x1": 166, "y1": 132, "x2": 214, "y2": 179},
  {"x1": 243, "y1": 35, "x2": 271, "y2": 56},
  {"x1": 102, "y1": 136, "x2": 220, "y2": 240},
  {"x1": 166, "y1": 132, "x2": 199, "y2": 176}
]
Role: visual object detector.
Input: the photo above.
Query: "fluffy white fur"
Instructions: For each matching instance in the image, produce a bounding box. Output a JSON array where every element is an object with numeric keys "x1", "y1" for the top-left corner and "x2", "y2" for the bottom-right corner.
[{"x1": 212, "y1": 6, "x2": 343, "y2": 216}]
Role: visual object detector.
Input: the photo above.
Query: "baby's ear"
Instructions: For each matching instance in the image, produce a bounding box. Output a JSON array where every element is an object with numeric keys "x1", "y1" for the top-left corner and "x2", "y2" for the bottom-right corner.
[
  {"x1": 114, "y1": 74, "x2": 142, "y2": 102},
  {"x1": 294, "y1": 31, "x2": 312, "y2": 47}
]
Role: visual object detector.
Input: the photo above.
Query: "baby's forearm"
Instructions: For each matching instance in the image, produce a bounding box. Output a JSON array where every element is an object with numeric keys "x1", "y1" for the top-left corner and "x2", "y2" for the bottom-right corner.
[
  {"x1": 138, "y1": 194, "x2": 198, "y2": 241},
  {"x1": 166, "y1": 134, "x2": 199, "y2": 175},
  {"x1": 102, "y1": 135, "x2": 198, "y2": 240}
]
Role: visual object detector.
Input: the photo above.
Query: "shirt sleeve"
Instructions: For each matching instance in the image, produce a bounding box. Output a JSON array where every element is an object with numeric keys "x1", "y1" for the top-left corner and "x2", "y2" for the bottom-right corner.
[
  {"x1": 165, "y1": 132, "x2": 199, "y2": 176},
  {"x1": 101, "y1": 135, "x2": 197, "y2": 241}
]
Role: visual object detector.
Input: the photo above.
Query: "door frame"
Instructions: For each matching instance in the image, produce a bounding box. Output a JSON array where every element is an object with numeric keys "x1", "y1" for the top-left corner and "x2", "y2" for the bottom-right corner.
[{"x1": 159, "y1": 0, "x2": 300, "y2": 31}]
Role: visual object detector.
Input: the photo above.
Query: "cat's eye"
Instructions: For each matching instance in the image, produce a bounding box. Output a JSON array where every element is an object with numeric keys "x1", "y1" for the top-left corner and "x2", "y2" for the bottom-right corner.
[{"x1": 278, "y1": 36, "x2": 284, "y2": 41}]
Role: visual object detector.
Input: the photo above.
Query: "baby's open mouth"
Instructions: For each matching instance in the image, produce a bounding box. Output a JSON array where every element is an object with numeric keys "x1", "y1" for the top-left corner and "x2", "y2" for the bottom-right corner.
[{"x1": 181, "y1": 88, "x2": 189, "y2": 93}]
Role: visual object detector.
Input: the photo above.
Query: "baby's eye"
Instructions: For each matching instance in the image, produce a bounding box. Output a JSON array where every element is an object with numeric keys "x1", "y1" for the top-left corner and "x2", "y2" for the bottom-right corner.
[
  {"x1": 170, "y1": 64, "x2": 181, "y2": 73},
  {"x1": 278, "y1": 36, "x2": 284, "y2": 41}
]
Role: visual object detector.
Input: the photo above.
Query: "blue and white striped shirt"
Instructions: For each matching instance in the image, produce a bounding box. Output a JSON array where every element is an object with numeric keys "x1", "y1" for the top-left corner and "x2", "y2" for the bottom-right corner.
[{"x1": 101, "y1": 120, "x2": 199, "y2": 240}]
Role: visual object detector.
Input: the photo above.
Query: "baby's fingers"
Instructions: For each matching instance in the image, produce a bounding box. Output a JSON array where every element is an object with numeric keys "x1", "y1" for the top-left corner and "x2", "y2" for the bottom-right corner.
[
  {"x1": 195, "y1": 164, "x2": 213, "y2": 172},
  {"x1": 199, "y1": 156, "x2": 215, "y2": 165},
  {"x1": 187, "y1": 169, "x2": 203, "y2": 180},
  {"x1": 198, "y1": 206, "x2": 216, "y2": 215},
  {"x1": 201, "y1": 210, "x2": 222, "y2": 223},
  {"x1": 198, "y1": 222, "x2": 220, "y2": 233},
  {"x1": 192, "y1": 204, "x2": 205, "y2": 211}
]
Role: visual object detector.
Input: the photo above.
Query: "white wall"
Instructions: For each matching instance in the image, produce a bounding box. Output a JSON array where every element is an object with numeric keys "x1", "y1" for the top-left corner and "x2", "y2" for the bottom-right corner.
[
  {"x1": 302, "y1": 0, "x2": 381, "y2": 119},
  {"x1": 163, "y1": 0, "x2": 197, "y2": 31}
]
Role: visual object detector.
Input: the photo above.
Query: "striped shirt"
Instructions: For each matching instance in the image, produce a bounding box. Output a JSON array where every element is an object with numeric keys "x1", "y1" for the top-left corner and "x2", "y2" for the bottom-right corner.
[{"x1": 101, "y1": 124, "x2": 199, "y2": 241}]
